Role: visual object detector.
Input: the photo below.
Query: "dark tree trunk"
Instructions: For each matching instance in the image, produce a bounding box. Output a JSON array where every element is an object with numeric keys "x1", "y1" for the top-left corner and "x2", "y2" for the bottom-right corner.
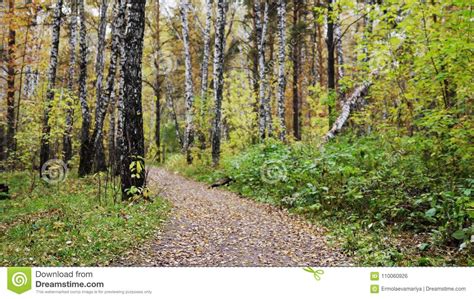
[
  {"x1": 6, "y1": 0, "x2": 17, "y2": 159},
  {"x1": 40, "y1": 0, "x2": 64, "y2": 170},
  {"x1": 211, "y1": 0, "x2": 228, "y2": 166},
  {"x1": 119, "y1": 0, "x2": 146, "y2": 200},
  {"x1": 63, "y1": 0, "x2": 78, "y2": 164},
  {"x1": 326, "y1": 0, "x2": 336, "y2": 127},
  {"x1": 78, "y1": 0, "x2": 93, "y2": 177},
  {"x1": 291, "y1": 0, "x2": 302, "y2": 140},
  {"x1": 154, "y1": 0, "x2": 162, "y2": 161}
]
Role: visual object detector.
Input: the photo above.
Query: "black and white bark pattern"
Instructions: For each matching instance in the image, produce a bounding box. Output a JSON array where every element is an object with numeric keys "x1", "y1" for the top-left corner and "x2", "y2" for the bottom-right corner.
[
  {"x1": 119, "y1": 0, "x2": 146, "y2": 199},
  {"x1": 180, "y1": 0, "x2": 195, "y2": 164},
  {"x1": 78, "y1": 0, "x2": 93, "y2": 177},
  {"x1": 197, "y1": 0, "x2": 212, "y2": 150},
  {"x1": 200, "y1": 0, "x2": 212, "y2": 101},
  {"x1": 63, "y1": 0, "x2": 78, "y2": 163},
  {"x1": 324, "y1": 81, "x2": 372, "y2": 141},
  {"x1": 91, "y1": 0, "x2": 109, "y2": 172},
  {"x1": 335, "y1": 21, "x2": 344, "y2": 81},
  {"x1": 40, "y1": 0, "x2": 63, "y2": 169},
  {"x1": 91, "y1": 0, "x2": 125, "y2": 172},
  {"x1": 211, "y1": 0, "x2": 228, "y2": 166},
  {"x1": 255, "y1": 0, "x2": 269, "y2": 140},
  {"x1": 276, "y1": 0, "x2": 287, "y2": 142}
]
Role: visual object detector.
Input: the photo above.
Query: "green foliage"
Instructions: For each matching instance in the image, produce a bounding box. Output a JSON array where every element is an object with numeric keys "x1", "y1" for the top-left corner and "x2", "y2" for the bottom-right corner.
[
  {"x1": 0, "y1": 172, "x2": 169, "y2": 266},
  {"x1": 223, "y1": 128, "x2": 472, "y2": 248}
]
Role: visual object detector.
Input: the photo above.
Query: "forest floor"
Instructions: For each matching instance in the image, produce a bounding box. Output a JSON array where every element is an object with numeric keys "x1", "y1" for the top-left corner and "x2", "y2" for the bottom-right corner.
[{"x1": 115, "y1": 167, "x2": 350, "y2": 266}]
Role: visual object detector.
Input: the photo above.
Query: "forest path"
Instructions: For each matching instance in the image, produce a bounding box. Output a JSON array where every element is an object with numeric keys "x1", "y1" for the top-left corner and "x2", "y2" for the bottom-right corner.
[{"x1": 116, "y1": 167, "x2": 350, "y2": 266}]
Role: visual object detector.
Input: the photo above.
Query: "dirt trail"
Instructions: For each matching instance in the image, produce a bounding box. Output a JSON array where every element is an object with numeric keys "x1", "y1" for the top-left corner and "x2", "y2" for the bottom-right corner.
[{"x1": 116, "y1": 167, "x2": 350, "y2": 266}]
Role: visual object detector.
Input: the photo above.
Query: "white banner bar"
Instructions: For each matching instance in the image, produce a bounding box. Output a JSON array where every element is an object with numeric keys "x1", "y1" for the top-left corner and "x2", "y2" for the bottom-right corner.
[{"x1": 1, "y1": 267, "x2": 473, "y2": 298}]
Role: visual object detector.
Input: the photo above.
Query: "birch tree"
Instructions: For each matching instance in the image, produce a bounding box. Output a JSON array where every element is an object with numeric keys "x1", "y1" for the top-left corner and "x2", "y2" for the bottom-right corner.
[
  {"x1": 91, "y1": 0, "x2": 124, "y2": 172},
  {"x1": 197, "y1": 0, "x2": 212, "y2": 150},
  {"x1": 91, "y1": 0, "x2": 109, "y2": 172},
  {"x1": 78, "y1": 0, "x2": 92, "y2": 177},
  {"x1": 276, "y1": 0, "x2": 287, "y2": 142},
  {"x1": 63, "y1": 0, "x2": 78, "y2": 163},
  {"x1": 180, "y1": 0, "x2": 195, "y2": 164},
  {"x1": 119, "y1": 0, "x2": 146, "y2": 199},
  {"x1": 211, "y1": 0, "x2": 227, "y2": 166},
  {"x1": 40, "y1": 0, "x2": 64, "y2": 169},
  {"x1": 254, "y1": 0, "x2": 270, "y2": 140}
]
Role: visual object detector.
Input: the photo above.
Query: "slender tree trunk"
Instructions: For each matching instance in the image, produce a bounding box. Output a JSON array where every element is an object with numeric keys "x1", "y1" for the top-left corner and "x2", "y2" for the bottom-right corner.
[
  {"x1": 276, "y1": 0, "x2": 287, "y2": 141},
  {"x1": 63, "y1": 0, "x2": 78, "y2": 163},
  {"x1": 326, "y1": 0, "x2": 336, "y2": 127},
  {"x1": 40, "y1": 0, "x2": 63, "y2": 170},
  {"x1": 91, "y1": 0, "x2": 124, "y2": 173},
  {"x1": 6, "y1": 0, "x2": 17, "y2": 158},
  {"x1": 335, "y1": 17, "x2": 345, "y2": 104},
  {"x1": 211, "y1": 0, "x2": 228, "y2": 166},
  {"x1": 165, "y1": 81, "x2": 183, "y2": 148},
  {"x1": 78, "y1": 0, "x2": 92, "y2": 177},
  {"x1": 291, "y1": 0, "x2": 302, "y2": 140},
  {"x1": 154, "y1": 0, "x2": 162, "y2": 161},
  {"x1": 91, "y1": 0, "x2": 109, "y2": 172},
  {"x1": 180, "y1": 0, "x2": 195, "y2": 164},
  {"x1": 255, "y1": 0, "x2": 269, "y2": 140},
  {"x1": 197, "y1": 0, "x2": 212, "y2": 150},
  {"x1": 120, "y1": 0, "x2": 146, "y2": 199}
]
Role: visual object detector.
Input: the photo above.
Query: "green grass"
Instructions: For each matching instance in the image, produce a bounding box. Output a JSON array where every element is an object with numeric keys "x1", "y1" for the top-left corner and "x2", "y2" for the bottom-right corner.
[{"x1": 0, "y1": 171, "x2": 169, "y2": 266}]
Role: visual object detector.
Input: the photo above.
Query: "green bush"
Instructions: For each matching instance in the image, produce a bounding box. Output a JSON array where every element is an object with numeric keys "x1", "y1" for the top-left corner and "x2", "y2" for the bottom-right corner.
[{"x1": 223, "y1": 124, "x2": 473, "y2": 248}]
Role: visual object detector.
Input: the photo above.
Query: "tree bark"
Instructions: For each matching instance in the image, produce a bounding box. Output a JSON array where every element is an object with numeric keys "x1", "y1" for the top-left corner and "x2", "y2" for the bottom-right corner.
[
  {"x1": 197, "y1": 0, "x2": 212, "y2": 150},
  {"x1": 326, "y1": 0, "x2": 336, "y2": 127},
  {"x1": 119, "y1": 0, "x2": 146, "y2": 200},
  {"x1": 154, "y1": 0, "x2": 162, "y2": 161},
  {"x1": 276, "y1": 0, "x2": 287, "y2": 141},
  {"x1": 291, "y1": 0, "x2": 302, "y2": 140},
  {"x1": 40, "y1": 0, "x2": 63, "y2": 170},
  {"x1": 78, "y1": 0, "x2": 93, "y2": 177},
  {"x1": 91, "y1": 0, "x2": 125, "y2": 173},
  {"x1": 6, "y1": 0, "x2": 16, "y2": 158},
  {"x1": 211, "y1": 0, "x2": 228, "y2": 166},
  {"x1": 91, "y1": 0, "x2": 109, "y2": 172},
  {"x1": 63, "y1": 0, "x2": 78, "y2": 163},
  {"x1": 180, "y1": 0, "x2": 195, "y2": 164},
  {"x1": 255, "y1": 0, "x2": 269, "y2": 140},
  {"x1": 324, "y1": 80, "x2": 372, "y2": 141}
]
